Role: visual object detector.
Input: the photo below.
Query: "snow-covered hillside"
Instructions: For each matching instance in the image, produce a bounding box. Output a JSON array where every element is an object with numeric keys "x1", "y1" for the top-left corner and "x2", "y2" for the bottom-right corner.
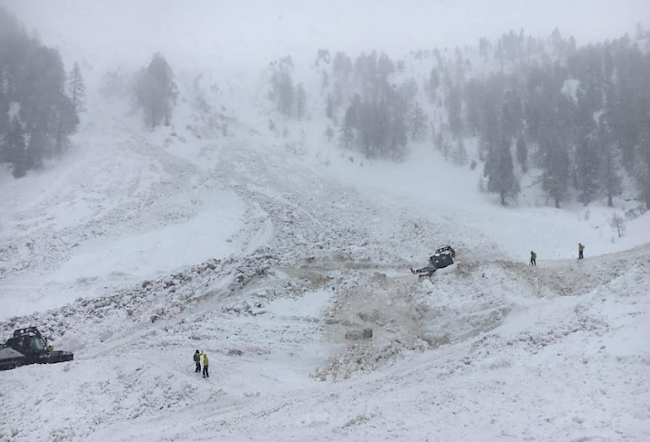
[
  {"x1": 2, "y1": 97, "x2": 650, "y2": 440},
  {"x1": 1, "y1": 21, "x2": 650, "y2": 441}
]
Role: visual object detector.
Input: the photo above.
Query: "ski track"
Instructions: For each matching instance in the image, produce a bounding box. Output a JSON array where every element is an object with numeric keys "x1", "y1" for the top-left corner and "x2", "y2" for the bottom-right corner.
[{"x1": 1, "y1": 133, "x2": 649, "y2": 442}]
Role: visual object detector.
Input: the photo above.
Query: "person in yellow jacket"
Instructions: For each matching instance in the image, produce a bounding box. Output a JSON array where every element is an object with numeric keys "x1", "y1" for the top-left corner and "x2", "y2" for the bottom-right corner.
[
  {"x1": 201, "y1": 352, "x2": 209, "y2": 378},
  {"x1": 578, "y1": 243, "x2": 585, "y2": 260},
  {"x1": 530, "y1": 251, "x2": 537, "y2": 266}
]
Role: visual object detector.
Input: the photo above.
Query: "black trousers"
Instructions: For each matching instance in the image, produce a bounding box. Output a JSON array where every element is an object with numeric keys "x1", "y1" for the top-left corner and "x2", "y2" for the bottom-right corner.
[
  {"x1": 195, "y1": 362, "x2": 201, "y2": 373},
  {"x1": 579, "y1": 251, "x2": 584, "y2": 259},
  {"x1": 203, "y1": 365, "x2": 209, "y2": 377},
  {"x1": 530, "y1": 259, "x2": 536, "y2": 266}
]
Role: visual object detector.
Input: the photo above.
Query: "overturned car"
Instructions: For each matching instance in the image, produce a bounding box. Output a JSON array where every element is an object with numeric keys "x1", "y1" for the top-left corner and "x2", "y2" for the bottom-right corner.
[{"x1": 410, "y1": 245, "x2": 456, "y2": 278}]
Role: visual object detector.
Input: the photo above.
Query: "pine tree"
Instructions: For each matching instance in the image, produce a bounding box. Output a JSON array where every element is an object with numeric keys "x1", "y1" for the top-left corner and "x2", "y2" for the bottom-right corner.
[
  {"x1": 516, "y1": 135, "x2": 528, "y2": 172},
  {"x1": 134, "y1": 53, "x2": 177, "y2": 128},
  {"x1": 446, "y1": 84, "x2": 463, "y2": 140},
  {"x1": 3, "y1": 117, "x2": 30, "y2": 178},
  {"x1": 540, "y1": 134, "x2": 570, "y2": 208},
  {"x1": 339, "y1": 105, "x2": 356, "y2": 149},
  {"x1": 485, "y1": 136, "x2": 520, "y2": 205},
  {"x1": 276, "y1": 73, "x2": 294, "y2": 117},
  {"x1": 576, "y1": 137, "x2": 600, "y2": 204},
  {"x1": 325, "y1": 126, "x2": 334, "y2": 143},
  {"x1": 325, "y1": 95, "x2": 335, "y2": 120},
  {"x1": 636, "y1": 122, "x2": 650, "y2": 209},
  {"x1": 435, "y1": 131, "x2": 450, "y2": 160},
  {"x1": 409, "y1": 102, "x2": 428, "y2": 141},
  {"x1": 295, "y1": 83, "x2": 306, "y2": 120},
  {"x1": 0, "y1": 72, "x2": 8, "y2": 137},
  {"x1": 599, "y1": 131, "x2": 622, "y2": 207},
  {"x1": 68, "y1": 62, "x2": 86, "y2": 113},
  {"x1": 428, "y1": 68, "x2": 440, "y2": 103},
  {"x1": 453, "y1": 138, "x2": 468, "y2": 166}
]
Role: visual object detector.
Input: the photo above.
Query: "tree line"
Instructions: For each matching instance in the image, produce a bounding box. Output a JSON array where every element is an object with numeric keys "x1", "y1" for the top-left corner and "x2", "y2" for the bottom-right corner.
[
  {"x1": 0, "y1": 6, "x2": 179, "y2": 178},
  {"x1": 0, "y1": 6, "x2": 81, "y2": 177},
  {"x1": 288, "y1": 29, "x2": 650, "y2": 210},
  {"x1": 467, "y1": 32, "x2": 650, "y2": 209}
]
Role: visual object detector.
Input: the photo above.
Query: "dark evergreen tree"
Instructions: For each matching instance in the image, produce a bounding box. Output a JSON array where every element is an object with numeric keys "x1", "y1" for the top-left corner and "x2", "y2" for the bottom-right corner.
[
  {"x1": 453, "y1": 138, "x2": 468, "y2": 166},
  {"x1": 428, "y1": 68, "x2": 440, "y2": 102},
  {"x1": 446, "y1": 84, "x2": 463, "y2": 140},
  {"x1": 597, "y1": 120, "x2": 622, "y2": 207},
  {"x1": 134, "y1": 53, "x2": 177, "y2": 128},
  {"x1": 3, "y1": 117, "x2": 30, "y2": 177},
  {"x1": 636, "y1": 122, "x2": 650, "y2": 209},
  {"x1": 409, "y1": 102, "x2": 428, "y2": 141},
  {"x1": 325, "y1": 95, "x2": 335, "y2": 120},
  {"x1": 515, "y1": 135, "x2": 528, "y2": 172},
  {"x1": 484, "y1": 136, "x2": 520, "y2": 205},
  {"x1": 295, "y1": 83, "x2": 306, "y2": 120},
  {"x1": 68, "y1": 62, "x2": 86, "y2": 114},
  {"x1": 575, "y1": 137, "x2": 600, "y2": 204},
  {"x1": 339, "y1": 104, "x2": 357, "y2": 149},
  {"x1": 540, "y1": 133, "x2": 570, "y2": 208}
]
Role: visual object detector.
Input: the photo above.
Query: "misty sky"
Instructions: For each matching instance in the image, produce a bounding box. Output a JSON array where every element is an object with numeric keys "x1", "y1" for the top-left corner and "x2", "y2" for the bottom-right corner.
[{"x1": 4, "y1": 0, "x2": 650, "y2": 69}]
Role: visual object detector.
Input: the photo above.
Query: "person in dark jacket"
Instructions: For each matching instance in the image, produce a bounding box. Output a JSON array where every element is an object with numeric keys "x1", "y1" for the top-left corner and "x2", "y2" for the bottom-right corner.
[
  {"x1": 530, "y1": 251, "x2": 537, "y2": 266},
  {"x1": 194, "y1": 350, "x2": 201, "y2": 373}
]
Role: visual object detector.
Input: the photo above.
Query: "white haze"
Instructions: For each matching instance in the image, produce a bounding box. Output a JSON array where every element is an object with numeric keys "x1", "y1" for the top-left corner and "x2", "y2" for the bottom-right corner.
[{"x1": 4, "y1": 0, "x2": 650, "y2": 70}]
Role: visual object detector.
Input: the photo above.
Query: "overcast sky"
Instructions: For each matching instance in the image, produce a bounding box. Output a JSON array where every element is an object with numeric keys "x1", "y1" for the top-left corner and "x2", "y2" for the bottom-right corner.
[{"x1": 4, "y1": 0, "x2": 650, "y2": 69}]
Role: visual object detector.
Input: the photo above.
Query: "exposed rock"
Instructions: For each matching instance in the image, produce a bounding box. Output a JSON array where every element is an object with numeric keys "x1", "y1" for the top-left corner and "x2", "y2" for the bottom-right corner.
[{"x1": 345, "y1": 328, "x2": 373, "y2": 341}]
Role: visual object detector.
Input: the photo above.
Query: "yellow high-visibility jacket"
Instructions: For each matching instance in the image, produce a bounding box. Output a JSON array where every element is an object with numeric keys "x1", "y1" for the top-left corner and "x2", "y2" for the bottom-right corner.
[{"x1": 202, "y1": 354, "x2": 209, "y2": 367}]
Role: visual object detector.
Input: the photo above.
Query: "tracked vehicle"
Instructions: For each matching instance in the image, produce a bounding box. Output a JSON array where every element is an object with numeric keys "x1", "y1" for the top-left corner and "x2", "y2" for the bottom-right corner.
[{"x1": 0, "y1": 327, "x2": 73, "y2": 371}]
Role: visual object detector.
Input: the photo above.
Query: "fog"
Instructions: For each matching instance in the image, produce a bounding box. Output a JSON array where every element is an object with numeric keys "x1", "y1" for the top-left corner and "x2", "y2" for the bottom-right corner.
[{"x1": 4, "y1": 0, "x2": 650, "y2": 68}]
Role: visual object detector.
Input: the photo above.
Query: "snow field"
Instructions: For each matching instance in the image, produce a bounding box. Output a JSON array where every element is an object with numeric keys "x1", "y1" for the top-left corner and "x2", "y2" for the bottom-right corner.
[{"x1": 1, "y1": 60, "x2": 649, "y2": 441}]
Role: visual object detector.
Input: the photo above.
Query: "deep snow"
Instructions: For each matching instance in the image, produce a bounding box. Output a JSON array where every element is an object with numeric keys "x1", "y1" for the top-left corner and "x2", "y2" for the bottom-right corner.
[{"x1": 1, "y1": 58, "x2": 650, "y2": 441}]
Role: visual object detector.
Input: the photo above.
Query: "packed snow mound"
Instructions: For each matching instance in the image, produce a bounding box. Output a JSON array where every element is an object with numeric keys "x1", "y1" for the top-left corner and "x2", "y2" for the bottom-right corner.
[{"x1": 1, "y1": 243, "x2": 649, "y2": 441}]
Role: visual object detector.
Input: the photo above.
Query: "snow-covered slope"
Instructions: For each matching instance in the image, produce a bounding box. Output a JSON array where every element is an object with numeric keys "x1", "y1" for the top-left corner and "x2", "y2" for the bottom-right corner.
[
  {"x1": 1, "y1": 47, "x2": 650, "y2": 441},
  {"x1": 2, "y1": 118, "x2": 649, "y2": 441}
]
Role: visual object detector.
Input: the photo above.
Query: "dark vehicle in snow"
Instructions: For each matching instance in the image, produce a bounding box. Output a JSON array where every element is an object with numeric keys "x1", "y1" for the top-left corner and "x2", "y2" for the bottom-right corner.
[
  {"x1": 0, "y1": 327, "x2": 73, "y2": 371},
  {"x1": 411, "y1": 245, "x2": 456, "y2": 278}
]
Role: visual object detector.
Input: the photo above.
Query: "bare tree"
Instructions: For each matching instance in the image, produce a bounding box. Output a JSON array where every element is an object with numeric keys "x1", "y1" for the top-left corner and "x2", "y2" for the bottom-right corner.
[{"x1": 609, "y1": 213, "x2": 626, "y2": 238}]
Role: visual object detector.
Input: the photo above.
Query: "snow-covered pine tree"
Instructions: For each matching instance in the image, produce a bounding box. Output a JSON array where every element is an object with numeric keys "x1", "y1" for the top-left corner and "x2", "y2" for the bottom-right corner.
[
  {"x1": 515, "y1": 135, "x2": 528, "y2": 172},
  {"x1": 485, "y1": 136, "x2": 520, "y2": 205},
  {"x1": 339, "y1": 104, "x2": 356, "y2": 149},
  {"x1": 3, "y1": 117, "x2": 30, "y2": 178},
  {"x1": 68, "y1": 62, "x2": 86, "y2": 114},
  {"x1": 409, "y1": 101, "x2": 428, "y2": 141}
]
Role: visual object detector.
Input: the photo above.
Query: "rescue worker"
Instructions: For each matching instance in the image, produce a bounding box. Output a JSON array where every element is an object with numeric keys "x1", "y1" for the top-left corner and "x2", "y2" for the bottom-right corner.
[
  {"x1": 530, "y1": 251, "x2": 537, "y2": 266},
  {"x1": 194, "y1": 350, "x2": 201, "y2": 373},
  {"x1": 578, "y1": 243, "x2": 585, "y2": 260},
  {"x1": 202, "y1": 352, "x2": 209, "y2": 378}
]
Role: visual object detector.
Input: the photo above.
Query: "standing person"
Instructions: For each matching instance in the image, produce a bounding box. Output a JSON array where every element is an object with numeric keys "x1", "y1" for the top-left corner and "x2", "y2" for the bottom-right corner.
[
  {"x1": 578, "y1": 243, "x2": 585, "y2": 260},
  {"x1": 202, "y1": 352, "x2": 209, "y2": 378},
  {"x1": 193, "y1": 350, "x2": 201, "y2": 373},
  {"x1": 530, "y1": 251, "x2": 537, "y2": 266}
]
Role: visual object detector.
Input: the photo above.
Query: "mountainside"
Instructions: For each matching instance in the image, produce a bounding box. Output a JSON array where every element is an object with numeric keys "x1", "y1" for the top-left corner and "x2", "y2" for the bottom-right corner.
[
  {"x1": 1, "y1": 6, "x2": 650, "y2": 441},
  {"x1": 1, "y1": 99, "x2": 649, "y2": 440}
]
